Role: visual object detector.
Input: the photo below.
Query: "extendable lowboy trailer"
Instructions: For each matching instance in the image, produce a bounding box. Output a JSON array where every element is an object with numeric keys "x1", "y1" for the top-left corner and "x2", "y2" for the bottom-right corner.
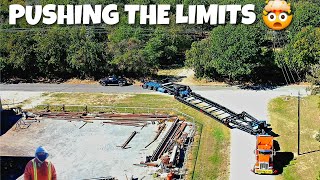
[
  {"x1": 175, "y1": 92, "x2": 269, "y2": 135},
  {"x1": 142, "y1": 81, "x2": 269, "y2": 135}
]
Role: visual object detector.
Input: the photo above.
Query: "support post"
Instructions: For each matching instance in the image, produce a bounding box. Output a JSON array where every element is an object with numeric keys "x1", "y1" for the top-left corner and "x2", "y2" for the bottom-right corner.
[{"x1": 298, "y1": 91, "x2": 301, "y2": 155}]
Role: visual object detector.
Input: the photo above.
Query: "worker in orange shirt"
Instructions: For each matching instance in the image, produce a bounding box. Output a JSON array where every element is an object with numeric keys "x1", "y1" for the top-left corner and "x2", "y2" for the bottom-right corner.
[{"x1": 24, "y1": 146, "x2": 57, "y2": 180}]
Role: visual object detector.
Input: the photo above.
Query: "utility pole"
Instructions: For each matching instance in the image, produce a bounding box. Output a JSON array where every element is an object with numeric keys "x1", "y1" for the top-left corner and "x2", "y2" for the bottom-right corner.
[{"x1": 298, "y1": 91, "x2": 301, "y2": 155}]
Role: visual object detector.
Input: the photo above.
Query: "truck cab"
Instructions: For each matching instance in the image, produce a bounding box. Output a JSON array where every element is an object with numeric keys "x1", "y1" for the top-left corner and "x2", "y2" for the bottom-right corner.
[
  {"x1": 174, "y1": 85, "x2": 191, "y2": 98},
  {"x1": 142, "y1": 80, "x2": 162, "y2": 91},
  {"x1": 254, "y1": 135, "x2": 275, "y2": 174}
]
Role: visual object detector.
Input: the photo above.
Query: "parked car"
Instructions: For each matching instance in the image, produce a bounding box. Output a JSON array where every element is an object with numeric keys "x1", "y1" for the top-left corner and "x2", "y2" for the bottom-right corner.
[{"x1": 99, "y1": 76, "x2": 127, "y2": 86}]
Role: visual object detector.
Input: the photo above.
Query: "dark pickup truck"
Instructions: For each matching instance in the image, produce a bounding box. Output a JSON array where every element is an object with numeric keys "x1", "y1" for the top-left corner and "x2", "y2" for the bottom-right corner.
[{"x1": 99, "y1": 76, "x2": 127, "y2": 86}]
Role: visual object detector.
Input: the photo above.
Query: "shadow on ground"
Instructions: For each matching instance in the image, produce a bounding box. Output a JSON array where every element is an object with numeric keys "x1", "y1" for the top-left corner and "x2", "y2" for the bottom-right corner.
[
  {"x1": 1, "y1": 109, "x2": 22, "y2": 136},
  {"x1": 300, "y1": 149, "x2": 320, "y2": 155},
  {"x1": 273, "y1": 140, "x2": 294, "y2": 175},
  {"x1": 1, "y1": 156, "x2": 34, "y2": 180},
  {"x1": 238, "y1": 84, "x2": 279, "y2": 90},
  {"x1": 154, "y1": 75, "x2": 186, "y2": 83}
]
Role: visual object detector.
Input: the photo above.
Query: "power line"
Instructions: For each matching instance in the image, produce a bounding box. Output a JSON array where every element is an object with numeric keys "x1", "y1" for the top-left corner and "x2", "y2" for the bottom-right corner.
[
  {"x1": 278, "y1": 31, "x2": 302, "y2": 83},
  {"x1": 272, "y1": 30, "x2": 290, "y2": 84},
  {"x1": 272, "y1": 30, "x2": 303, "y2": 85},
  {"x1": 278, "y1": 31, "x2": 297, "y2": 84},
  {"x1": 0, "y1": 26, "x2": 210, "y2": 39}
]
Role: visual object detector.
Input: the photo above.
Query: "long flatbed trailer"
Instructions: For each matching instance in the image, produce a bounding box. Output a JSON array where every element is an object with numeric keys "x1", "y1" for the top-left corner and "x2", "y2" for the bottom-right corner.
[
  {"x1": 142, "y1": 81, "x2": 268, "y2": 135},
  {"x1": 176, "y1": 92, "x2": 268, "y2": 135}
]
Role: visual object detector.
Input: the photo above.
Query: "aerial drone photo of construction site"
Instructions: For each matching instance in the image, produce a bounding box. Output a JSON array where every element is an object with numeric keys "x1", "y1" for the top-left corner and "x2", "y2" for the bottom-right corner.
[
  {"x1": 1, "y1": 0, "x2": 320, "y2": 179},
  {"x1": 1, "y1": 81, "x2": 319, "y2": 180}
]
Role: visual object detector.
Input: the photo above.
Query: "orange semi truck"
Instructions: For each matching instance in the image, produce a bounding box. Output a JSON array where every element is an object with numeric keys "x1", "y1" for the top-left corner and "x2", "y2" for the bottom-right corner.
[{"x1": 253, "y1": 135, "x2": 277, "y2": 174}]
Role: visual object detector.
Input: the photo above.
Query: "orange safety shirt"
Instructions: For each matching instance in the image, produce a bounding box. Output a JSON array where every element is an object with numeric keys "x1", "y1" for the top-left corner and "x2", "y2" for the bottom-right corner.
[{"x1": 24, "y1": 158, "x2": 57, "y2": 180}]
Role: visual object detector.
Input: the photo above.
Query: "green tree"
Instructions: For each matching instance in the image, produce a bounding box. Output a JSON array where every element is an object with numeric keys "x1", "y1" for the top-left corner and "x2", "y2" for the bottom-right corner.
[
  {"x1": 107, "y1": 38, "x2": 156, "y2": 76},
  {"x1": 143, "y1": 26, "x2": 192, "y2": 67},
  {"x1": 3, "y1": 32, "x2": 37, "y2": 79},
  {"x1": 185, "y1": 39, "x2": 216, "y2": 78},
  {"x1": 187, "y1": 24, "x2": 267, "y2": 80},
  {"x1": 34, "y1": 27, "x2": 70, "y2": 78},
  {"x1": 307, "y1": 63, "x2": 320, "y2": 86},
  {"x1": 278, "y1": 26, "x2": 320, "y2": 76},
  {"x1": 288, "y1": 1, "x2": 320, "y2": 34},
  {"x1": 67, "y1": 27, "x2": 106, "y2": 78}
]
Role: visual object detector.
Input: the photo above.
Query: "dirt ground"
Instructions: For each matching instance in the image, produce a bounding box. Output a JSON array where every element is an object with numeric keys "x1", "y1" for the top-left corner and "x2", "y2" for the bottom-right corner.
[{"x1": 0, "y1": 91, "x2": 45, "y2": 109}]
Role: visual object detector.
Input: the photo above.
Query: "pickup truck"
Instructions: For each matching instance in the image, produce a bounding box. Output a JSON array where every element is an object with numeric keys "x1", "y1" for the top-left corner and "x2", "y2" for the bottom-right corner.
[{"x1": 99, "y1": 76, "x2": 127, "y2": 86}]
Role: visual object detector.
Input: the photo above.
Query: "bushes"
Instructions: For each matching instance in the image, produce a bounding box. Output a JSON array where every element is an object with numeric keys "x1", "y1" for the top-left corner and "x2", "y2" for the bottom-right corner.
[
  {"x1": 311, "y1": 87, "x2": 320, "y2": 95},
  {"x1": 316, "y1": 130, "x2": 320, "y2": 142}
]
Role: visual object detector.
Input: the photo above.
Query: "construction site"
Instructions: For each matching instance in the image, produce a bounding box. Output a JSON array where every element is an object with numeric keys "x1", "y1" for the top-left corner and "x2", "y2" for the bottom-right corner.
[
  {"x1": 1, "y1": 82, "x2": 318, "y2": 180},
  {"x1": 1, "y1": 103, "x2": 196, "y2": 179}
]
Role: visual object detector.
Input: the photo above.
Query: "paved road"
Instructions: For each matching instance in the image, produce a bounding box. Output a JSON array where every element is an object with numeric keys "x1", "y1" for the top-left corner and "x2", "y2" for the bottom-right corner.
[
  {"x1": 197, "y1": 86, "x2": 308, "y2": 180},
  {"x1": 0, "y1": 83, "x2": 150, "y2": 93},
  {"x1": 0, "y1": 83, "x2": 307, "y2": 93}
]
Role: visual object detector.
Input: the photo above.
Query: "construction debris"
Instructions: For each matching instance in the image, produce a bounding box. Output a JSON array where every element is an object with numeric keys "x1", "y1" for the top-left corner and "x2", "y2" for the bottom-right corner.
[
  {"x1": 31, "y1": 111, "x2": 175, "y2": 121},
  {"x1": 79, "y1": 121, "x2": 93, "y2": 129},
  {"x1": 121, "y1": 131, "x2": 138, "y2": 149},
  {"x1": 4, "y1": 108, "x2": 195, "y2": 179},
  {"x1": 145, "y1": 123, "x2": 166, "y2": 148},
  {"x1": 150, "y1": 118, "x2": 187, "y2": 162},
  {"x1": 103, "y1": 121, "x2": 147, "y2": 127}
]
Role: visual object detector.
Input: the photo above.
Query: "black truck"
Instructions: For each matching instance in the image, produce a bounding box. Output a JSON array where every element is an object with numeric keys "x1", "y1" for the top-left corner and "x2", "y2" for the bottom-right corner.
[{"x1": 99, "y1": 76, "x2": 127, "y2": 86}]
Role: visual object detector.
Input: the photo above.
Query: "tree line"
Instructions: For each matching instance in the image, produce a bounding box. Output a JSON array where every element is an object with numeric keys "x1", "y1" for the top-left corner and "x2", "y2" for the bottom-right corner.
[
  {"x1": 185, "y1": 0, "x2": 319, "y2": 84},
  {"x1": 0, "y1": 0, "x2": 319, "y2": 85}
]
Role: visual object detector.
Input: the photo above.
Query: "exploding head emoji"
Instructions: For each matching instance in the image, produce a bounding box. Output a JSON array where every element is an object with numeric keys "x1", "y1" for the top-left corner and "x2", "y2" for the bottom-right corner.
[{"x1": 263, "y1": 0, "x2": 293, "y2": 30}]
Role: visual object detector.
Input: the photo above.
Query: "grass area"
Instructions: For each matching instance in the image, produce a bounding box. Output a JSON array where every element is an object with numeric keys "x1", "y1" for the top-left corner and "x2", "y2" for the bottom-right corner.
[
  {"x1": 269, "y1": 95, "x2": 320, "y2": 180},
  {"x1": 64, "y1": 78, "x2": 98, "y2": 85},
  {"x1": 157, "y1": 68, "x2": 227, "y2": 86},
  {"x1": 41, "y1": 93, "x2": 134, "y2": 106},
  {"x1": 158, "y1": 68, "x2": 185, "y2": 76},
  {"x1": 38, "y1": 93, "x2": 230, "y2": 180}
]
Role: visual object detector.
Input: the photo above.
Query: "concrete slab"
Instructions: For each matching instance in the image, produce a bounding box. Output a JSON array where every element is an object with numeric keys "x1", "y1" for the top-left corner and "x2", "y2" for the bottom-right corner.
[{"x1": 0, "y1": 119, "x2": 173, "y2": 179}]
